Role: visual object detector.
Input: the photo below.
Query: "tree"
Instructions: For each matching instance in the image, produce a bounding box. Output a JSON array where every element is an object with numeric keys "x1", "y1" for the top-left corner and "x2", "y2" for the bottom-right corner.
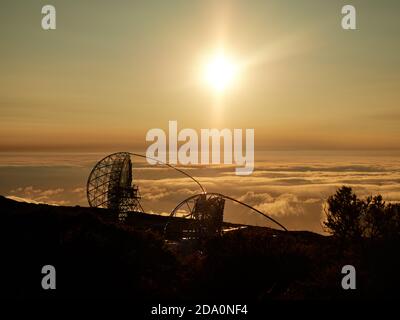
[
  {"x1": 324, "y1": 186, "x2": 400, "y2": 240},
  {"x1": 324, "y1": 186, "x2": 365, "y2": 239},
  {"x1": 363, "y1": 195, "x2": 386, "y2": 239},
  {"x1": 364, "y1": 199, "x2": 400, "y2": 240}
]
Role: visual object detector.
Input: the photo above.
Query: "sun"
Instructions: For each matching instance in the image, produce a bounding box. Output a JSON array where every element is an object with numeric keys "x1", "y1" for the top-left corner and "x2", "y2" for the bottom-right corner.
[{"x1": 204, "y1": 53, "x2": 238, "y2": 93}]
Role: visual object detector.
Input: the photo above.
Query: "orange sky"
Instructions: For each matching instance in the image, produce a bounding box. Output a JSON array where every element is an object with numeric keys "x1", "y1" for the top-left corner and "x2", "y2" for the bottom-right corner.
[{"x1": 1, "y1": 0, "x2": 399, "y2": 151}]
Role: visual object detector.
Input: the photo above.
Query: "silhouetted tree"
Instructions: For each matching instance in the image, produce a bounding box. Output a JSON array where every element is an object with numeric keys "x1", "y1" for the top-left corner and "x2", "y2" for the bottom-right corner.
[
  {"x1": 385, "y1": 203, "x2": 400, "y2": 238},
  {"x1": 364, "y1": 197, "x2": 400, "y2": 240},
  {"x1": 324, "y1": 186, "x2": 400, "y2": 240},
  {"x1": 363, "y1": 195, "x2": 386, "y2": 239},
  {"x1": 324, "y1": 186, "x2": 365, "y2": 239}
]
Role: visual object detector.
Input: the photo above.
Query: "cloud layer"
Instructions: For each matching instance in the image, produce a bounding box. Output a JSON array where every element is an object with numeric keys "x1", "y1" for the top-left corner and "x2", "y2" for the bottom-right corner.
[{"x1": 1, "y1": 151, "x2": 400, "y2": 233}]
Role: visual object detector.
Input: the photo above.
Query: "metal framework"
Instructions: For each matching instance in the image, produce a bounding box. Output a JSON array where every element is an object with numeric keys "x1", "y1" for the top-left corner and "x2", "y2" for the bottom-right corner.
[
  {"x1": 166, "y1": 193, "x2": 226, "y2": 239},
  {"x1": 171, "y1": 192, "x2": 288, "y2": 232},
  {"x1": 87, "y1": 151, "x2": 287, "y2": 236},
  {"x1": 87, "y1": 152, "x2": 143, "y2": 221}
]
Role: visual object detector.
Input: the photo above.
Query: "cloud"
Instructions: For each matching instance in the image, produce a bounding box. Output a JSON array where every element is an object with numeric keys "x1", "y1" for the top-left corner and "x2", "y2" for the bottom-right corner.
[
  {"x1": 252, "y1": 193, "x2": 305, "y2": 217},
  {"x1": 304, "y1": 198, "x2": 321, "y2": 204},
  {"x1": 237, "y1": 191, "x2": 274, "y2": 204},
  {"x1": 40, "y1": 188, "x2": 64, "y2": 196},
  {"x1": 6, "y1": 196, "x2": 42, "y2": 204},
  {"x1": 5, "y1": 195, "x2": 68, "y2": 206},
  {"x1": 130, "y1": 157, "x2": 400, "y2": 230},
  {"x1": 7, "y1": 186, "x2": 67, "y2": 205},
  {"x1": 139, "y1": 184, "x2": 195, "y2": 201},
  {"x1": 71, "y1": 187, "x2": 85, "y2": 193},
  {"x1": 2, "y1": 151, "x2": 400, "y2": 234}
]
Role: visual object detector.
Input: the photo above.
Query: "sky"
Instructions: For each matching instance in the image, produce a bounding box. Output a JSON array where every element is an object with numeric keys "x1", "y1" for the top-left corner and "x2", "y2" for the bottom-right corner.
[
  {"x1": 0, "y1": 0, "x2": 399, "y2": 151},
  {"x1": 0, "y1": 1, "x2": 400, "y2": 233}
]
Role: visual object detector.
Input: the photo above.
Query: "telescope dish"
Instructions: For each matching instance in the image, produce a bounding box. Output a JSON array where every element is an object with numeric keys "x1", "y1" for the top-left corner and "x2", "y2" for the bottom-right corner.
[
  {"x1": 87, "y1": 152, "x2": 143, "y2": 220},
  {"x1": 171, "y1": 192, "x2": 287, "y2": 233}
]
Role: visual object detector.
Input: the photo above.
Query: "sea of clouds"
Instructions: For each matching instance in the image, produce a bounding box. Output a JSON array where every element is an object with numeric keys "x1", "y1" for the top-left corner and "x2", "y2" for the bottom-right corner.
[{"x1": 1, "y1": 151, "x2": 399, "y2": 233}]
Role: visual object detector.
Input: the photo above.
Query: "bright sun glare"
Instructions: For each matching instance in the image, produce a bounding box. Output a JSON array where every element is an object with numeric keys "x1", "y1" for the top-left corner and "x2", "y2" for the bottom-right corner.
[{"x1": 204, "y1": 54, "x2": 237, "y2": 93}]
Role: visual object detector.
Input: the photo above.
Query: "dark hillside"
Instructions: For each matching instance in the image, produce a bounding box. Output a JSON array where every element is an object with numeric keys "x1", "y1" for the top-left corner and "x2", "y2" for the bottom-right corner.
[{"x1": 0, "y1": 195, "x2": 399, "y2": 300}]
